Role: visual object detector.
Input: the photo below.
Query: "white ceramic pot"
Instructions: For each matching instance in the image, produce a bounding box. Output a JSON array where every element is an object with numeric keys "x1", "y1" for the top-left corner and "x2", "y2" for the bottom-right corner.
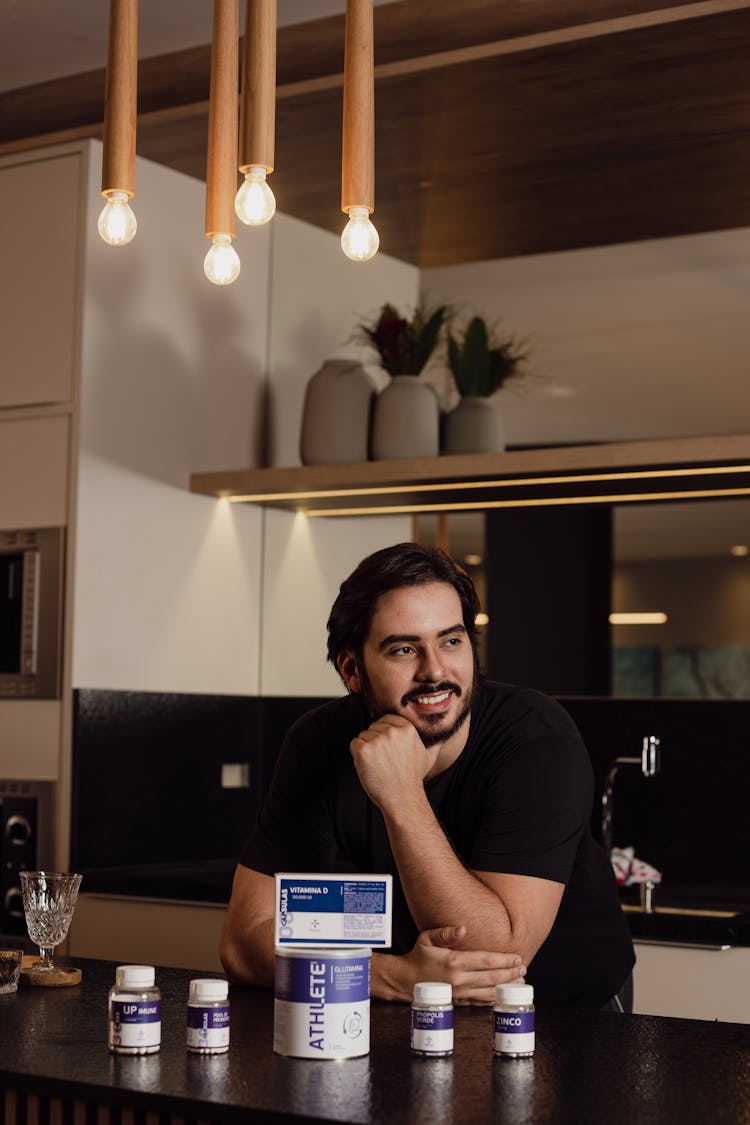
[
  {"x1": 300, "y1": 359, "x2": 378, "y2": 465},
  {"x1": 370, "y1": 375, "x2": 441, "y2": 460},
  {"x1": 442, "y1": 396, "x2": 505, "y2": 455}
]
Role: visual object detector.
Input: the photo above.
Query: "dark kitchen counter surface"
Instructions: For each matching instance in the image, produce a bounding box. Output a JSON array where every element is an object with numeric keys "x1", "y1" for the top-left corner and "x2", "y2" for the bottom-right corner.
[
  {"x1": 619, "y1": 884, "x2": 750, "y2": 947},
  {"x1": 78, "y1": 863, "x2": 750, "y2": 948},
  {"x1": 1, "y1": 958, "x2": 749, "y2": 1124}
]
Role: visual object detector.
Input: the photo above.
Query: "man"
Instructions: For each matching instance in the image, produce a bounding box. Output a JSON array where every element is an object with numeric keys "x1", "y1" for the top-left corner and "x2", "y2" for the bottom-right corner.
[{"x1": 221, "y1": 543, "x2": 634, "y2": 1009}]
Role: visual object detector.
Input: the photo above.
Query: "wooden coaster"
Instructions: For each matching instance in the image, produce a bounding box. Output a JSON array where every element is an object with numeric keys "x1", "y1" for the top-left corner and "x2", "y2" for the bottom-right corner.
[{"x1": 21, "y1": 959, "x2": 82, "y2": 987}]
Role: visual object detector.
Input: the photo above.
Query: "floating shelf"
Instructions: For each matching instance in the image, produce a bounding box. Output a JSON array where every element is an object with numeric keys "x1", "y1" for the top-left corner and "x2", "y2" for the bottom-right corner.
[{"x1": 189, "y1": 434, "x2": 750, "y2": 516}]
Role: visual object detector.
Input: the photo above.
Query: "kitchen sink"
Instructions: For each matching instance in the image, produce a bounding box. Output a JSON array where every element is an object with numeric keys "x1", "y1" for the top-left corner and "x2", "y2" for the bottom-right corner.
[
  {"x1": 621, "y1": 904, "x2": 739, "y2": 918},
  {"x1": 618, "y1": 888, "x2": 750, "y2": 947}
]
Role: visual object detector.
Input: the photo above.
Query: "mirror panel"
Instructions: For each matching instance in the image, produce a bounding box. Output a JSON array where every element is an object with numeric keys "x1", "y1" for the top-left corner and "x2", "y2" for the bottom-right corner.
[{"x1": 414, "y1": 498, "x2": 750, "y2": 699}]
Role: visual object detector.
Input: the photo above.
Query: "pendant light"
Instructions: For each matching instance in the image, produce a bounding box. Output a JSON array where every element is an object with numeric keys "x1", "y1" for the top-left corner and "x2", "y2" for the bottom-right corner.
[
  {"x1": 340, "y1": 0, "x2": 379, "y2": 261},
  {"x1": 204, "y1": 0, "x2": 241, "y2": 285},
  {"x1": 235, "y1": 0, "x2": 277, "y2": 227},
  {"x1": 98, "y1": 0, "x2": 138, "y2": 246}
]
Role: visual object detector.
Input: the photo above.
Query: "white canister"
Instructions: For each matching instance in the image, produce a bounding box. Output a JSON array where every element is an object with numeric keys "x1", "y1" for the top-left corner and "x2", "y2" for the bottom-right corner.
[{"x1": 273, "y1": 945, "x2": 371, "y2": 1059}]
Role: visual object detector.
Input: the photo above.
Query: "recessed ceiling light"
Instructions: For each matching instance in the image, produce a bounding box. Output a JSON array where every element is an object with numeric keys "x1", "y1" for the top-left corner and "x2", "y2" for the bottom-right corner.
[
  {"x1": 730, "y1": 544, "x2": 748, "y2": 557},
  {"x1": 475, "y1": 612, "x2": 490, "y2": 627},
  {"x1": 609, "y1": 612, "x2": 668, "y2": 625}
]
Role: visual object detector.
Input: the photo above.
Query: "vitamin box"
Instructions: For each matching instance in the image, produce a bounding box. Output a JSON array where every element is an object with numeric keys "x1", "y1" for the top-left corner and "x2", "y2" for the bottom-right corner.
[{"x1": 274, "y1": 873, "x2": 393, "y2": 948}]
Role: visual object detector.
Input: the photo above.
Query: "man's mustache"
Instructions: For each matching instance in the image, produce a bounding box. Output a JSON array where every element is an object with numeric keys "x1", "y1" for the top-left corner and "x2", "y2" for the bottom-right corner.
[{"x1": 401, "y1": 681, "x2": 461, "y2": 707}]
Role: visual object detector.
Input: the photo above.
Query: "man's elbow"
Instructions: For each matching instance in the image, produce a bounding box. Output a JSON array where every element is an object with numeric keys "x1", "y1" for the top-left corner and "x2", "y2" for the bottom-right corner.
[
  {"x1": 501, "y1": 913, "x2": 555, "y2": 968},
  {"x1": 464, "y1": 908, "x2": 549, "y2": 967}
]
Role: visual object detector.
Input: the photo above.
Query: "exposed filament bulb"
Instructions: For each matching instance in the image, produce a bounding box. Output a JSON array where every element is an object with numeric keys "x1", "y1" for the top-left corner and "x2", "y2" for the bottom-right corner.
[
  {"x1": 204, "y1": 233, "x2": 241, "y2": 285},
  {"x1": 341, "y1": 206, "x2": 379, "y2": 261},
  {"x1": 98, "y1": 191, "x2": 137, "y2": 246},
  {"x1": 235, "y1": 166, "x2": 276, "y2": 226}
]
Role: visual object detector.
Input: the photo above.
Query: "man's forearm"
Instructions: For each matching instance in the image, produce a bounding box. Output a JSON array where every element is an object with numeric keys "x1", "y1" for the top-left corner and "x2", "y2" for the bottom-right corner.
[
  {"x1": 221, "y1": 912, "x2": 276, "y2": 986},
  {"x1": 381, "y1": 789, "x2": 514, "y2": 952}
]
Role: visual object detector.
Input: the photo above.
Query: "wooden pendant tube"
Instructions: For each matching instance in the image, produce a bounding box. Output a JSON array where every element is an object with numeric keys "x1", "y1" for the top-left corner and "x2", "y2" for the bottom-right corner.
[
  {"x1": 205, "y1": 0, "x2": 239, "y2": 238},
  {"x1": 341, "y1": 0, "x2": 374, "y2": 215},
  {"x1": 101, "y1": 0, "x2": 138, "y2": 197},
  {"x1": 238, "y1": 0, "x2": 276, "y2": 174}
]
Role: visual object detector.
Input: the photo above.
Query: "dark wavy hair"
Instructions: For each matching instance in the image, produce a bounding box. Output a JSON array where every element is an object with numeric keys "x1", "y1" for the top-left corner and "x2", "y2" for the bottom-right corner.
[{"x1": 326, "y1": 542, "x2": 481, "y2": 678}]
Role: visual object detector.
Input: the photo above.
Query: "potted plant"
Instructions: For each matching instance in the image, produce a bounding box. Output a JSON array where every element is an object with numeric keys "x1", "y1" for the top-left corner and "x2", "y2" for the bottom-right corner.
[
  {"x1": 358, "y1": 302, "x2": 447, "y2": 376},
  {"x1": 443, "y1": 315, "x2": 528, "y2": 454},
  {"x1": 357, "y1": 303, "x2": 447, "y2": 461}
]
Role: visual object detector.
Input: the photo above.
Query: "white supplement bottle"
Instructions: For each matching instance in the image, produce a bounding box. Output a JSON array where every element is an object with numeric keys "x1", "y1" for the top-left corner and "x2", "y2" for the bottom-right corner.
[
  {"x1": 493, "y1": 983, "x2": 535, "y2": 1058},
  {"x1": 108, "y1": 965, "x2": 161, "y2": 1055},
  {"x1": 186, "y1": 978, "x2": 230, "y2": 1054},
  {"x1": 410, "y1": 981, "x2": 454, "y2": 1056}
]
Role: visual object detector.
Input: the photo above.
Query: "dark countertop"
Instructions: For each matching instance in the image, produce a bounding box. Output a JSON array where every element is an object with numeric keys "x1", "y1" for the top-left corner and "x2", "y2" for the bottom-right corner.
[
  {"x1": 619, "y1": 884, "x2": 750, "y2": 947},
  {"x1": 1, "y1": 958, "x2": 749, "y2": 1124},
  {"x1": 77, "y1": 863, "x2": 750, "y2": 949}
]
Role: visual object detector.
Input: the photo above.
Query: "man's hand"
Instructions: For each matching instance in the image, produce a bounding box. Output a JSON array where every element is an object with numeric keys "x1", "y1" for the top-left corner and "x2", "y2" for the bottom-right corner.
[
  {"x1": 350, "y1": 713, "x2": 436, "y2": 813},
  {"x1": 372, "y1": 924, "x2": 527, "y2": 1005}
]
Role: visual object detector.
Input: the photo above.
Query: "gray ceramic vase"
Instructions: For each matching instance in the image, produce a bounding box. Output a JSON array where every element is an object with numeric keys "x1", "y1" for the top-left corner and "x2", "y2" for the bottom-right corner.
[
  {"x1": 370, "y1": 375, "x2": 441, "y2": 460},
  {"x1": 442, "y1": 396, "x2": 505, "y2": 455},
  {"x1": 300, "y1": 358, "x2": 378, "y2": 465}
]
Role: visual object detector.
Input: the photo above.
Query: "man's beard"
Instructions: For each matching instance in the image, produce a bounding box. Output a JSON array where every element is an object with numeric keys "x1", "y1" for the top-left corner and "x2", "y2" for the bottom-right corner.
[{"x1": 357, "y1": 663, "x2": 476, "y2": 748}]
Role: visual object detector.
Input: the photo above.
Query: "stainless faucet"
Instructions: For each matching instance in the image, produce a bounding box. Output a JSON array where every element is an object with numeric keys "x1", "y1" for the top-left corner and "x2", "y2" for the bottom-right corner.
[{"x1": 601, "y1": 735, "x2": 661, "y2": 855}]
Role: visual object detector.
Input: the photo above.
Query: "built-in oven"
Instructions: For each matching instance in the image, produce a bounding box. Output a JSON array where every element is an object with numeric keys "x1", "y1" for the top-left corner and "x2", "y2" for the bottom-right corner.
[
  {"x1": 0, "y1": 528, "x2": 64, "y2": 699},
  {"x1": 0, "y1": 780, "x2": 54, "y2": 936}
]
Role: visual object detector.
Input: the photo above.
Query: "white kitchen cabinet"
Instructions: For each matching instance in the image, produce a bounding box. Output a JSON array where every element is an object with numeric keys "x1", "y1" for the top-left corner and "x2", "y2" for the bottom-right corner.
[
  {"x1": 0, "y1": 152, "x2": 81, "y2": 408},
  {"x1": 68, "y1": 895, "x2": 225, "y2": 972},
  {"x1": 0, "y1": 414, "x2": 70, "y2": 529},
  {"x1": 633, "y1": 941, "x2": 750, "y2": 1022}
]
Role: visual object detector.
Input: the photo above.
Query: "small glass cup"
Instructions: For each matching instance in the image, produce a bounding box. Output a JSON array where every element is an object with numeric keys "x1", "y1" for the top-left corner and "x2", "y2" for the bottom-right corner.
[
  {"x1": 0, "y1": 949, "x2": 23, "y2": 994},
  {"x1": 19, "y1": 871, "x2": 82, "y2": 981}
]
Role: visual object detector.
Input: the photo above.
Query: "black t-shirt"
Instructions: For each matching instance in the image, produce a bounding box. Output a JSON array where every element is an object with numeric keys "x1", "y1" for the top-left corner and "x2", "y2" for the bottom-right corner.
[{"x1": 240, "y1": 680, "x2": 634, "y2": 1009}]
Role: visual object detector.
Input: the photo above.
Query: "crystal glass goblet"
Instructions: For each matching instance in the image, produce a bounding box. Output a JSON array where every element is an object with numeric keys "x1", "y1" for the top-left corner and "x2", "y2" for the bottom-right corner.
[{"x1": 19, "y1": 871, "x2": 82, "y2": 980}]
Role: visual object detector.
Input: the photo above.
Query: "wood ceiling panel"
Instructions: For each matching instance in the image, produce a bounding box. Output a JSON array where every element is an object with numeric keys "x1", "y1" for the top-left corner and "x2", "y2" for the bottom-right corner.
[
  {"x1": 266, "y1": 10, "x2": 750, "y2": 264},
  {"x1": 2, "y1": 2, "x2": 750, "y2": 267}
]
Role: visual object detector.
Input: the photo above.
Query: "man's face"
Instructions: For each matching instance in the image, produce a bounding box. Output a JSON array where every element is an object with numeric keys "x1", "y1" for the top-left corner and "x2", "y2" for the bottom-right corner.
[{"x1": 349, "y1": 582, "x2": 476, "y2": 748}]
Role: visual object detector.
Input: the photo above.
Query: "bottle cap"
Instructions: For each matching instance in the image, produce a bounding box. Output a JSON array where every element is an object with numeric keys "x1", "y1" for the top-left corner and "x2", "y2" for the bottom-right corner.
[
  {"x1": 189, "y1": 978, "x2": 229, "y2": 1003},
  {"x1": 115, "y1": 964, "x2": 155, "y2": 988},
  {"x1": 496, "y1": 983, "x2": 533, "y2": 1004},
  {"x1": 413, "y1": 981, "x2": 452, "y2": 1004}
]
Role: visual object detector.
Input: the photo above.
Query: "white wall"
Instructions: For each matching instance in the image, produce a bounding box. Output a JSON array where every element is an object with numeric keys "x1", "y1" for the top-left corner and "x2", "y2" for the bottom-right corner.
[
  {"x1": 72, "y1": 143, "x2": 266, "y2": 695},
  {"x1": 72, "y1": 145, "x2": 421, "y2": 698},
  {"x1": 260, "y1": 209, "x2": 418, "y2": 694},
  {"x1": 260, "y1": 511, "x2": 411, "y2": 696},
  {"x1": 267, "y1": 211, "x2": 419, "y2": 468},
  {"x1": 421, "y1": 229, "x2": 750, "y2": 447}
]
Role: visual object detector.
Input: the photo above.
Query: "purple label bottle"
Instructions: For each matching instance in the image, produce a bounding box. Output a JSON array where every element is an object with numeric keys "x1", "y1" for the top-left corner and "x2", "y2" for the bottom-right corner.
[
  {"x1": 108, "y1": 965, "x2": 161, "y2": 1055},
  {"x1": 187, "y1": 978, "x2": 230, "y2": 1054},
  {"x1": 493, "y1": 983, "x2": 535, "y2": 1057},
  {"x1": 411, "y1": 981, "x2": 454, "y2": 1056}
]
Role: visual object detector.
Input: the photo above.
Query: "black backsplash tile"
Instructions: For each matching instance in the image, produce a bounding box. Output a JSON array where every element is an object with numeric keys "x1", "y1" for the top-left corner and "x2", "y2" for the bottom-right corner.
[
  {"x1": 71, "y1": 690, "x2": 750, "y2": 905},
  {"x1": 559, "y1": 697, "x2": 750, "y2": 895},
  {"x1": 71, "y1": 690, "x2": 263, "y2": 870},
  {"x1": 71, "y1": 690, "x2": 333, "y2": 901}
]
